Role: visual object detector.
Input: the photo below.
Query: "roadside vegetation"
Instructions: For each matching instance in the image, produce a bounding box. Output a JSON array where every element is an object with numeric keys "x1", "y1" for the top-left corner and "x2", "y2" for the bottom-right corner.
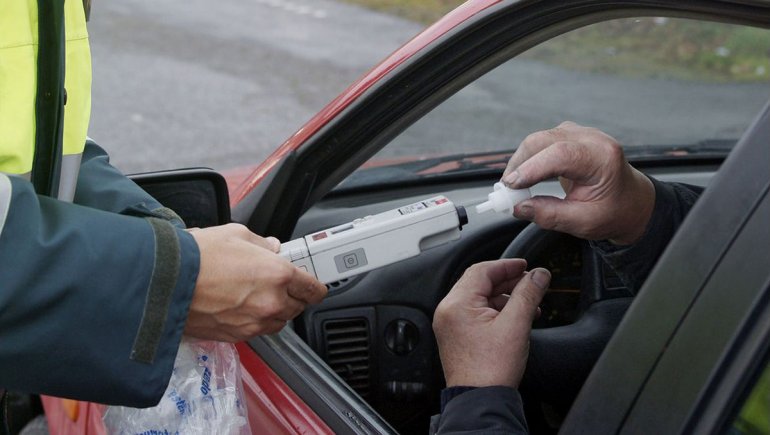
[
  {"x1": 529, "y1": 17, "x2": 770, "y2": 82},
  {"x1": 343, "y1": 0, "x2": 770, "y2": 82},
  {"x1": 341, "y1": 0, "x2": 463, "y2": 24}
]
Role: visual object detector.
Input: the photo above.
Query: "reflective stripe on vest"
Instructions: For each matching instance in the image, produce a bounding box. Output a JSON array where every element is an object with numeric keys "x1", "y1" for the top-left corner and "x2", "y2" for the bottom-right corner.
[
  {"x1": 0, "y1": 174, "x2": 11, "y2": 238},
  {"x1": 0, "y1": 0, "x2": 91, "y2": 201}
]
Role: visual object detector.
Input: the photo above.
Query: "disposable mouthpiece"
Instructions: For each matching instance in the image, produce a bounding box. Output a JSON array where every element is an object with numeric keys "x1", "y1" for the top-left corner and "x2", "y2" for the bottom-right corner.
[{"x1": 475, "y1": 182, "x2": 531, "y2": 215}]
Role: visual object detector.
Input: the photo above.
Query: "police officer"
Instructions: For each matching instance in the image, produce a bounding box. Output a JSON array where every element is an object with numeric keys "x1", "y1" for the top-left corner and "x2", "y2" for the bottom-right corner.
[{"x1": 0, "y1": 0, "x2": 327, "y2": 426}]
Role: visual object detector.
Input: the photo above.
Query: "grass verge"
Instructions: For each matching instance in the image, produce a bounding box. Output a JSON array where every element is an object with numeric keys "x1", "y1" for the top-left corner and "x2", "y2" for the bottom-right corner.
[{"x1": 342, "y1": 1, "x2": 770, "y2": 82}]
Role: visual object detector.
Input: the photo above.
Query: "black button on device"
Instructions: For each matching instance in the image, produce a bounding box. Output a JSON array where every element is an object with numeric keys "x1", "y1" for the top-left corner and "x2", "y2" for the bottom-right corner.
[
  {"x1": 334, "y1": 248, "x2": 368, "y2": 273},
  {"x1": 344, "y1": 254, "x2": 358, "y2": 268}
]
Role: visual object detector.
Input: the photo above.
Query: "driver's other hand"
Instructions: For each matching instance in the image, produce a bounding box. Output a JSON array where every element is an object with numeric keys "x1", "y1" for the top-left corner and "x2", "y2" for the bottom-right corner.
[
  {"x1": 185, "y1": 223, "x2": 328, "y2": 342},
  {"x1": 433, "y1": 259, "x2": 550, "y2": 388},
  {"x1": 502, "y1": 121, "x2": 655, "y2": 245}
]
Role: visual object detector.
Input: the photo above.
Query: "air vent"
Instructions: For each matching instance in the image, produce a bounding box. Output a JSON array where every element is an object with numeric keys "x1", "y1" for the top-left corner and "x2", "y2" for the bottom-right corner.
[{"x1": 322, "y1": 317, "x2": 371, "y2": 398}]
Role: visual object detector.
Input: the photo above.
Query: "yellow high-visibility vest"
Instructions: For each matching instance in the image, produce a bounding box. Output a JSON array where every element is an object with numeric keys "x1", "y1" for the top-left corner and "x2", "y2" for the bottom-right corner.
[{"x1": 0, "y1": 0, "x2": 91, "y2": 200}]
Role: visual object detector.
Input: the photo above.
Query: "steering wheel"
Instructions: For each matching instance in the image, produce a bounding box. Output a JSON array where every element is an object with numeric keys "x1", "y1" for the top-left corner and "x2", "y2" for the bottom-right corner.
[{"x1": 501, "y1": 223, "x2": 634, "y2": 415}]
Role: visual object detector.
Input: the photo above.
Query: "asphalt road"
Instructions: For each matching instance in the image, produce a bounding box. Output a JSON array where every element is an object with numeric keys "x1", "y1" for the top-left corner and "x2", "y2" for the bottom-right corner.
[
  {"x1": 89, "y1": 1, "x2": 770, "y2": 174},
  {"x1": 88, "y1": 0, "x2": 422, "y2": 173},
  {"x1": 385, "y1": 59, "x2": 770, "y2": 159}
]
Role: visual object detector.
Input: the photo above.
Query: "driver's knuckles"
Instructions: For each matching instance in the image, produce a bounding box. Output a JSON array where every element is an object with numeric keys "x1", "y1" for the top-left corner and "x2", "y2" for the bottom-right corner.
[
  {"x1": 432, "y1": 296, "x2": 461, "y2": 334},
  {"x1": 525, "y1": 197, "x2": 570, "y2": 234}
]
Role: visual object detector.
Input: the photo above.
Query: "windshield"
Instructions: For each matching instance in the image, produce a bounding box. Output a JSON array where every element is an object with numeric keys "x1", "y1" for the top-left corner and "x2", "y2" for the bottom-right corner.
[{"x1": 343, "y1": 17, "x2": 770, "y2": 189}]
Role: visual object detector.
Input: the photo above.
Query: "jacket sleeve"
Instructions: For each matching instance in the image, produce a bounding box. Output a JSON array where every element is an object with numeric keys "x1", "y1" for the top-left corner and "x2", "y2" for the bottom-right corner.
[
  {"x1": 0, "y1": 173, "x2": 199, "y2": 407},
  {"x1": 590, "y1": 177, "x2": 703, "y2": 293},
  {"x1": 429, "y1": 387, "x2": 528, "y2": 434},
  {"x1": 73, "y1": 140, "x2": 185, "y2": 227}
]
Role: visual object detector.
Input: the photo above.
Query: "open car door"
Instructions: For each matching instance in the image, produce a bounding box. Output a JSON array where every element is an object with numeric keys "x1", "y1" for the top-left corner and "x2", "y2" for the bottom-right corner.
[{"x1": 563, "y1": 101, "x2": 770, "y2": 433}]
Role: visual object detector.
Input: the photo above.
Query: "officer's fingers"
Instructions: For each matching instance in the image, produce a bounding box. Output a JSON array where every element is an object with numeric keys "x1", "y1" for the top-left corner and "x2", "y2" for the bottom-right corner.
[
  {"x1": 220, "y1": 223, "x2": 261, "y2": 243},
  {"x1": 498, "y1": 268, "x2": 550, "y2": 327},
  {"x1": 286, "y1": 267, "x2": 328, "y2": 304},
  {"x1": 287, "y1": 295, "x2": 311, "y2": 318},
  {"x1": 215, "y1": 331, "x2": 246, "y2": 343},
  {"x1": 220, "y1": 223, "x2": 280, "y2": 252},
  {"x1": 279, "y1": 296, "x2": 306, "y2": 320},
  {"x1": 250, "y1": 233, "x2": 281, "y2": 252},
  {"x1": 263, "y1": 236, "x2": 281, "y2": 252},
  {"x1": 261, "y1": 291, "x2": 306, "y2": 320},
  {"x1": 250, "y1": 319, "x2": 289, "y2": 337},
  {"x1": 245, "y1": 290, "x2": 303, "y2": 331},
  {"x1": 264, "y1": 319, "x2": 290, "y2": 335}
]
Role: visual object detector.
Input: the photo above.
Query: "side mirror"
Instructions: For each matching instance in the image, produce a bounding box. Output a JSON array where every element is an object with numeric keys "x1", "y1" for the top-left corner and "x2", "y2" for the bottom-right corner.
[{"x1": 130, "y1": 168, "x2": 231, "y2": 228}]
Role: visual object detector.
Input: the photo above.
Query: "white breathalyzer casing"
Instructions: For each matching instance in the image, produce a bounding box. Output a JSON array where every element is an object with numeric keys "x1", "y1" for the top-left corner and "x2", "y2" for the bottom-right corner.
[
  {"x1": 475, "y1": 182, "x2": 531, "y2": 215},
  {"x1": 280, "y1": 196, "x2": 468, "y2": 284}
]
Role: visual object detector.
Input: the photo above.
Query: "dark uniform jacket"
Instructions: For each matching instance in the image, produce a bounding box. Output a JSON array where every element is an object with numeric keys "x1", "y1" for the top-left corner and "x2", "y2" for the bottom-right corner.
[{"x1": 0, "y1": 143, "x2": 199, "y2": 409}]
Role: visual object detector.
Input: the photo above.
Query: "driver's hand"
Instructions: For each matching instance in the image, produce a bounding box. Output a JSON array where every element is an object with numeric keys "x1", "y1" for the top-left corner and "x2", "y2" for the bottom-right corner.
[
  {"x1": 433, "y1": 259, "x2": 550, "y2": 388},
  {"x1": 503, "y1": 121, "x2": 655, "y2": 245},
  {"x1": 186, "y1": 224, "x2": 327, "y2": 341}
]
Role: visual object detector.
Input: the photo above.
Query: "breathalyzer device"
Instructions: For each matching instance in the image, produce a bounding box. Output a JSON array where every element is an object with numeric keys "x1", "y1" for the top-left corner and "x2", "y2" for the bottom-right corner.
[{"x1": 280, "y1": 196, "x2": 468, "y2": 284}]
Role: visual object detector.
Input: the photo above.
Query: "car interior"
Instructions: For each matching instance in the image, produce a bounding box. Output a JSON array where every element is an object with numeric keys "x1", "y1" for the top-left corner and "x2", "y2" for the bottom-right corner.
[
  {"x1": 117, "y1": 6, "x2": 770, "y2": 435},
  {"x1": 247, "y1": 12, "x2": 770, "y2": 435},
  {"x1": 291, "y1": 169, "x2": 717, "y2": 433}
]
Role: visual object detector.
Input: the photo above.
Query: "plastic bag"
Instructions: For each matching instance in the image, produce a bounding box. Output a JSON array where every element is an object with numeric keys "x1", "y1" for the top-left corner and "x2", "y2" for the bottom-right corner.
[{"x1": 103, "y1": 338, "x2": 251, "y2": 435}]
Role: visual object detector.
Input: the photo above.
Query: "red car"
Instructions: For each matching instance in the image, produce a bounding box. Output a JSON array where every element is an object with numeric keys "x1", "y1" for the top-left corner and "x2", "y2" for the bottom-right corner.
[{"x1": 37, "y1": 0, "x2": 770, "y2": 433}]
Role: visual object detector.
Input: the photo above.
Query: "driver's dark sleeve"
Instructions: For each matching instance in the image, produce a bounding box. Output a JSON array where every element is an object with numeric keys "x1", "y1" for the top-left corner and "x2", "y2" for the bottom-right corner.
[
  {"x1": 590, "y1": 177, "x2": 703, "y2": 293},
  {"x1": 0, "y1": 173, "x2": 199, "y2": 407},
  {"x1": 429, "y1": 387, "x2": 528, "y2": 434}
]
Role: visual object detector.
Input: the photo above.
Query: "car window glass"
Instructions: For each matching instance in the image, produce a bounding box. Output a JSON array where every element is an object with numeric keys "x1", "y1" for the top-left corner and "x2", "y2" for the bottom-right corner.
[
  {"x1": 344, "y1": 17, "x2": 770, "y2": 188},
  {"x1": 729, "y1": 358, "x2": 770, "y2": 434}
]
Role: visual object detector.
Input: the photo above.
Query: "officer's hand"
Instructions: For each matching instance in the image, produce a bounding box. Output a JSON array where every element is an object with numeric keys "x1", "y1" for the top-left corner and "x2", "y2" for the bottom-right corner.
[
  {"x1": 502, "y1": 121, "x2": 655, "y2": 245},
  {"x1": 185, "y1": 224, "x2": 327, "y2": 341},
  {"x1": 433, "y1": 259, "x2": 550, "y2": 388}
]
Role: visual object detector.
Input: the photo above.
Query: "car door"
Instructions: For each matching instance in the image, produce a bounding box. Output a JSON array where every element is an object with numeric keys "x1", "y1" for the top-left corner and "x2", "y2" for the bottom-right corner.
[{"x1": 563, "y1": 100, "x2": 770, "y2": 433}]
